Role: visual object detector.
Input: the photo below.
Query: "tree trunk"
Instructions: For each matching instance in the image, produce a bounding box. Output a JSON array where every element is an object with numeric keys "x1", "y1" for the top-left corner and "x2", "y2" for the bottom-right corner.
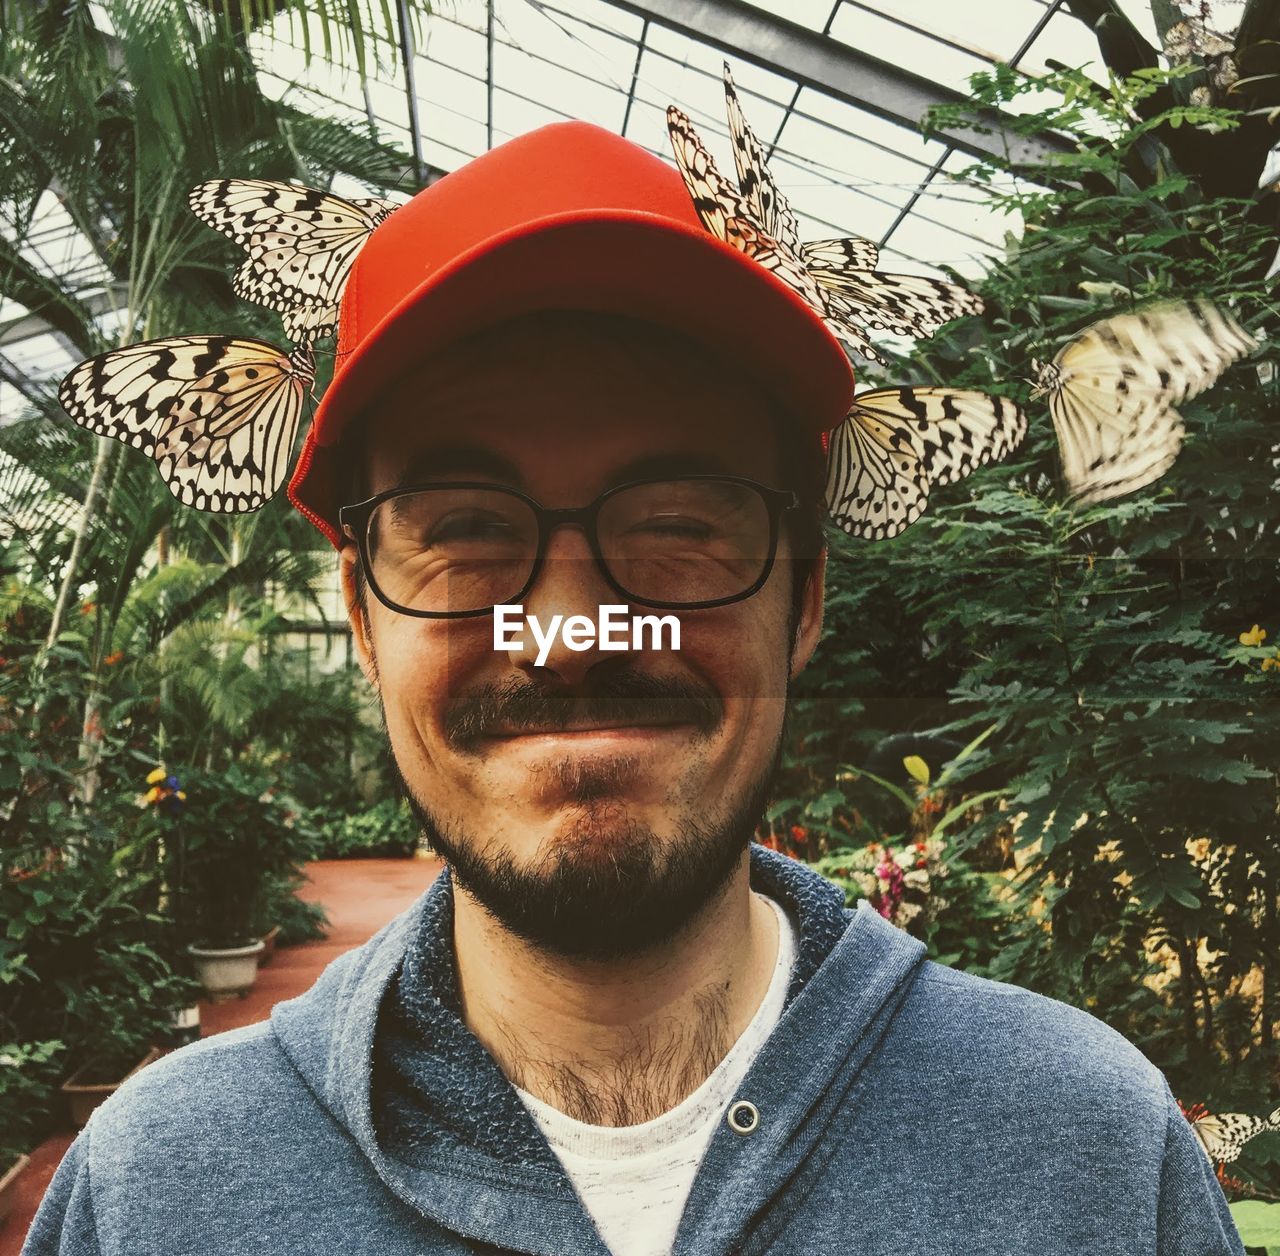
[{"x1": 43, "y1": 436, "x2": 114, "y2": 659}]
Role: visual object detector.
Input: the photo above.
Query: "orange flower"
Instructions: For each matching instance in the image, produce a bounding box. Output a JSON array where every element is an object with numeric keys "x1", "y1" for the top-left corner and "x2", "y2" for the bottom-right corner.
[
  {"x1": 103, "y1": 651, "x2": 124, "y2": 666},
  {"x1": 790, "y1": 825, "x2": 808, "y2": 845},
  {"x1": 79, "y1": 601, "x2": 95, "y2": 616}
]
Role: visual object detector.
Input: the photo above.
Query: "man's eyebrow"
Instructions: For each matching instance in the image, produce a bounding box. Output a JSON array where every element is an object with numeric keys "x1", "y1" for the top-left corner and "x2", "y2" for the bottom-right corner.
[{"x1": 392, "y1": 447, "x2": 524, "y2": 489}]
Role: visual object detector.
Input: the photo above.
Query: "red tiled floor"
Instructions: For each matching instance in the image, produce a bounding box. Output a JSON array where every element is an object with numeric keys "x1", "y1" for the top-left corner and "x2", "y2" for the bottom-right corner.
[{"x1": 1, "y1": 857, "x2": 443, "y2": 1255}]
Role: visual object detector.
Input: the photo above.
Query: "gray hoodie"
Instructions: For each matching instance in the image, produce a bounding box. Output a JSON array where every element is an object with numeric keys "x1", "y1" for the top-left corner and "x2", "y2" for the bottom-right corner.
[{"x1": 23, "y1": 843, "x2": 1243, "y2": 1255}]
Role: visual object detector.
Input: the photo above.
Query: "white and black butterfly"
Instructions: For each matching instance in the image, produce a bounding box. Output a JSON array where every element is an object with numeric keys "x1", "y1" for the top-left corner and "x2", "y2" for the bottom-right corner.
[
  {"x1": 825, "y1": 386, "x2": 1027, "y2": 539},
  {"x1": 188, "y1": 180, "x2": 399, "y2": 342},
  {"x1": 59, "y1": 335, "x2": 314, "y2": 512},
  {"x1": 1188, "y1": 1104, "x2": 1280, "y2": 1166},
  {"x1": 667, "y1": 66, "x2": 983, "y2": 365},
  {"x1": 723, "y1": 64, "x2": 982, "y2": 348},
  {"x1": 1032, "y1": 298, "x2": 1257, "y2": 505},
  {"x1": 667, "y1": 106, "x2": 829, "y2": 310}
]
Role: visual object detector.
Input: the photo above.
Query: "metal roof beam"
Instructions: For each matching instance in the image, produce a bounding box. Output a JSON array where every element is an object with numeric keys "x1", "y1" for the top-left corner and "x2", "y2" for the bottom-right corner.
[
  {"x1": 603, "y1": 0, "x2": 1075, "y2": 166},
  {"x1": 0, "y1": 286, "x2": 126, "y2": 350}
]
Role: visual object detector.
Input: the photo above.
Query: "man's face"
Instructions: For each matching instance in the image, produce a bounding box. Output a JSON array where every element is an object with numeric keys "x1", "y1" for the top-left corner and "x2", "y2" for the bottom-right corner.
[{"x1": 340, "y1": 312, "x2": 824, "y2": 961}]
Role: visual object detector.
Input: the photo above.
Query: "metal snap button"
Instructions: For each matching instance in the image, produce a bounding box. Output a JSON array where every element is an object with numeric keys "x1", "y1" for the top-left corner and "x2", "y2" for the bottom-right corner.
[{"x1": 727, "y1": 1099, "x2": 759, "y2": 1135}]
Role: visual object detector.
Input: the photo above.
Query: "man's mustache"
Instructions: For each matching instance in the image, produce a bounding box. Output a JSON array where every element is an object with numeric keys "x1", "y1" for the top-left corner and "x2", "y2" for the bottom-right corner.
[{"x1": 443, "y1": 668, "x2": 722, "y2": 749}]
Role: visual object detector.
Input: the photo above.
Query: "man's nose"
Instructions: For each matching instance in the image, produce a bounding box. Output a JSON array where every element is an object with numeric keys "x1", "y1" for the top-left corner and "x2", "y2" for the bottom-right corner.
[{"x1": 503, "y1": 523, "x2": 630, "y2": 681}]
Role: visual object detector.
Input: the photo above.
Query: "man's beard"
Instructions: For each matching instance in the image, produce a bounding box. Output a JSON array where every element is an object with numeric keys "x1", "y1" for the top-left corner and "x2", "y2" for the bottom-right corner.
[{"x1": 378, "y1": 666, "x2": 788, "y2": 962}]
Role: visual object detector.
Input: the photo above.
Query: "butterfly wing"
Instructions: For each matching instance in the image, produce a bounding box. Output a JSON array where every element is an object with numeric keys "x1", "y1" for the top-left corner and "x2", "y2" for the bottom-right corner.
[
  {"x1": 1076, "y1": 298, "x2": 1256, "y2": 405},
  {"x1": 1191, "y1": 1110, "x2": 1274, "y2": 1165},
  {"x1": 666, "y1": 106, "x2": 753, "y2": 246},
  {"x1": 722, "y1": 218, "x2": 832, "y2": 314},
  {"x1": 824, "y1": 398, "x2": 929, "y2": 541},
  {"x1": 189, "y1": 179, "x2": 396, "y2": 341},
  {"x1": 1056, "y1": 397, "x2": 1185, "y2": 506},
  {"x1": 59, "y1": 336, "x2": 313, "y2": 512},
  {"x1": 825, "y1": 386, "x2": 1026, "y2": 541},
  {"x1": 821, "y1": 289, "x2": 888, "y2": 367},
  {"x1": 802, "y1": 236, "x2": 881, "y2": 275},
  {"x1": 1045, "y1": 298, "x2": 1255, "y2": 503},
  {"x1": 722, "y1": 62, "x2": 800, "y2": 252},
  {"x1": 811, "y1": 267, "x2": 985, "y2": 345},
  {"x1": 667, "y1": 105, "x2": 830, "y2": 316},
  {"x1": 855, "y1": 387, "x2": 1027, "y2": 488}
]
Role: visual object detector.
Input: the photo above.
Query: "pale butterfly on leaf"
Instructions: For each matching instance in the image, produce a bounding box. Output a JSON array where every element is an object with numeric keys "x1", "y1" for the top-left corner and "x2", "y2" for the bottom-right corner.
[
  {"x1": 188, "y1": 179, "x2": 400, "y2": 342},
  {"x1": 825, "y1": 387, "x2": 1027, "y2": 540},
  {"x1": 58, "y1": 335, "x2": 315, "y2": 513},
  {"x1": 1186, "y1": 1102, "x2": 1280, "y2": 1167},
  {"x1": 1031, "y1": 298, "x2": 1257, "y2": 505}
]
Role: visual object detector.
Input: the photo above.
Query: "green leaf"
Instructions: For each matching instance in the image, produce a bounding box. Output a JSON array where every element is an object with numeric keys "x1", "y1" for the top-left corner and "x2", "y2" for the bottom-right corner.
[
  {"x1": 903, "y1": 755, "x2": 931, "y2": 786},
  {"x1": 1228, "y1": 1201, "x2": 1280, "y2": 1247},
  {"x1": 931, "y1": 789, "x2": 1008, "y2": 840},
  {"x1": 837, "y1": 765, "x2": 917, "y2": 813}
]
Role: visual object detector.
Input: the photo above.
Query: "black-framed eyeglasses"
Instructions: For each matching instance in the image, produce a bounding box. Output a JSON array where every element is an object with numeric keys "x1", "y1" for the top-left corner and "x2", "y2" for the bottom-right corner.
[{"x1": 338, "y1": 475, "x2": 800, "y2": 619}]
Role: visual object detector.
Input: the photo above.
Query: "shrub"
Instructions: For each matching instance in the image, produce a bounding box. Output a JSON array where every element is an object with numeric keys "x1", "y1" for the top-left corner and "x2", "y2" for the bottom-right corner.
[{"x1": 303, "y1": 796, "x2": 421, "y2": 860}]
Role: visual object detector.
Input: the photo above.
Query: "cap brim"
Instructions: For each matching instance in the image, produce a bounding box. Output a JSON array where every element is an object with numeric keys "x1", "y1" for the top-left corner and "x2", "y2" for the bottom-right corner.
[{"x1": 288, "y1": 209, "x2": 854, "y2": 546}]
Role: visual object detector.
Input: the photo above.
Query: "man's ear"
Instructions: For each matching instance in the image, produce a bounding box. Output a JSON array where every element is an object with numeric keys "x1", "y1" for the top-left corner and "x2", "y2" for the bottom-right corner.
[
  {"x1": 339, "y1": 543, "x2": 379, "y2": 689},
  {"x1": 789, "y1": 545, "x2": 826, "y2": 681}
]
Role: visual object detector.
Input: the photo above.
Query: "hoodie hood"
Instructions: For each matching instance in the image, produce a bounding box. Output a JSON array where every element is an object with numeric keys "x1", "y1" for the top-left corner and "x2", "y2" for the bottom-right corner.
[{"x1": 271, "y1": 844, "x2": 927, "y2": 1256}]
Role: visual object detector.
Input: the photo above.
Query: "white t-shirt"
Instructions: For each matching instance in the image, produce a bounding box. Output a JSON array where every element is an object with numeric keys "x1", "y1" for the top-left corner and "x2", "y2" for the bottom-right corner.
[{"x1": 514, "y1": 894, "x2": 798, "y2": 1256}]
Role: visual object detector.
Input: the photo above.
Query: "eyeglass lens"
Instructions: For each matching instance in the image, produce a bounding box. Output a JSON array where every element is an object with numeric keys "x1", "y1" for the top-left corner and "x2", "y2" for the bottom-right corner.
[{"x1": 365, "y1": 481, "x2": 773, "y2": 614}]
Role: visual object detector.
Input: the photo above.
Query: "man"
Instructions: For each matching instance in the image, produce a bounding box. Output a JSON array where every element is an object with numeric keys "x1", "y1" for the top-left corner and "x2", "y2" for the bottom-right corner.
[{"x1": 26, "y1": 122, "x2": 1241, "y2": 1255}]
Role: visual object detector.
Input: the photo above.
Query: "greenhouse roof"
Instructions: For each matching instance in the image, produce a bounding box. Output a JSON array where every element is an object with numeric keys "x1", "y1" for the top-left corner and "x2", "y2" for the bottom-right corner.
[{"x1": 0, "y1": 0, "x2": 1168, "y2": 422}]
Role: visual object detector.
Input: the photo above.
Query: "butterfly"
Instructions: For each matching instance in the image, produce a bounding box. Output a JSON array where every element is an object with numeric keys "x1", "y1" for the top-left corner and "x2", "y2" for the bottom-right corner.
[
  {"x1": 1031, "y1": 298, "x2": 1257, "y2": 505},
  {"x1": 667, "y1": 65, "x2": 983, "y2": 365},
  {"x1": 1186, "y1": 1103, "x2": 1280, "y2": 1166},
  {"x1": 58, "y1": 335, "x2": 315, "y2": 512},
  {"x1": 825, "y1": 386, "x2": 1027, "y2": 539},
  {"x1": 722, "y1": 65, "x2": 982, "y2": 345},
  {"x1": 188, "y1": 180, "x2": 400, "y2": 342}
]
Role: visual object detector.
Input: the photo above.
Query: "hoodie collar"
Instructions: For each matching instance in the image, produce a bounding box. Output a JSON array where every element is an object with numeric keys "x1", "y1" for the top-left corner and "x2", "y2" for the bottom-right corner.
[{"x1": 272, "y1": 844, "x2": 926, "y2": 1256}]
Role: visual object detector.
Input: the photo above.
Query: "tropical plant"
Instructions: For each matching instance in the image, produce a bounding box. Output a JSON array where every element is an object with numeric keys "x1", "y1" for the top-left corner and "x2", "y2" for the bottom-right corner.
[
  {"x1": 0, "y1": 0, "x2": 410, "y2": 804},
  {"x1": 166, "y1": 763, "x2": 316, "y2": 948},
  {"x1": 303, "y1": 795, "x2": 422, "y2": 859}
]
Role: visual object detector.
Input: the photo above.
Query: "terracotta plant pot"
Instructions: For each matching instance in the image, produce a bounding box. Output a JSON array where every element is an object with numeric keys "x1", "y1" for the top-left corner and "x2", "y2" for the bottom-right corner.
[
  {"x1": 257, "y1": 924, "x2": 282, "y2": 966},
  {"x1": 187, "y1": 939, "x2": 266, "y2": 1001},
  {"x1": 61, "y1": 1046, "x2": 165, "y2": 1129},
  {"x1": 0, "y1": 1153, "x2": 31, "y2": 1229}
]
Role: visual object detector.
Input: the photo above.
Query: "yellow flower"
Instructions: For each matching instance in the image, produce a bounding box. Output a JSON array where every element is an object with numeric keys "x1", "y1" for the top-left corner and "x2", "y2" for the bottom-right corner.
[
  {"x1": 145, "y1": 786, "x2": 162, "y2": 803},
  {"x1": 176, "y1": 791, "x2": 187, "y2": 801},
  {"x1": 146, "y1": 766, "x2": 167, "y2": 784},
  {"x1": 1239, "y1": 624, "x2": 1267, "y2": 646},
  {"x1": 1263, "y1": 654, "x2": 1279, "y2": 673}
]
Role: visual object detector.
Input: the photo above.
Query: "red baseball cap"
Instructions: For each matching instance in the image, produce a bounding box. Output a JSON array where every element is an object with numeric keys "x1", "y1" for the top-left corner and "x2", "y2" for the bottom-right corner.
[{"x1": 287, "y1": 120, "x2": 855, "y2": 548}]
